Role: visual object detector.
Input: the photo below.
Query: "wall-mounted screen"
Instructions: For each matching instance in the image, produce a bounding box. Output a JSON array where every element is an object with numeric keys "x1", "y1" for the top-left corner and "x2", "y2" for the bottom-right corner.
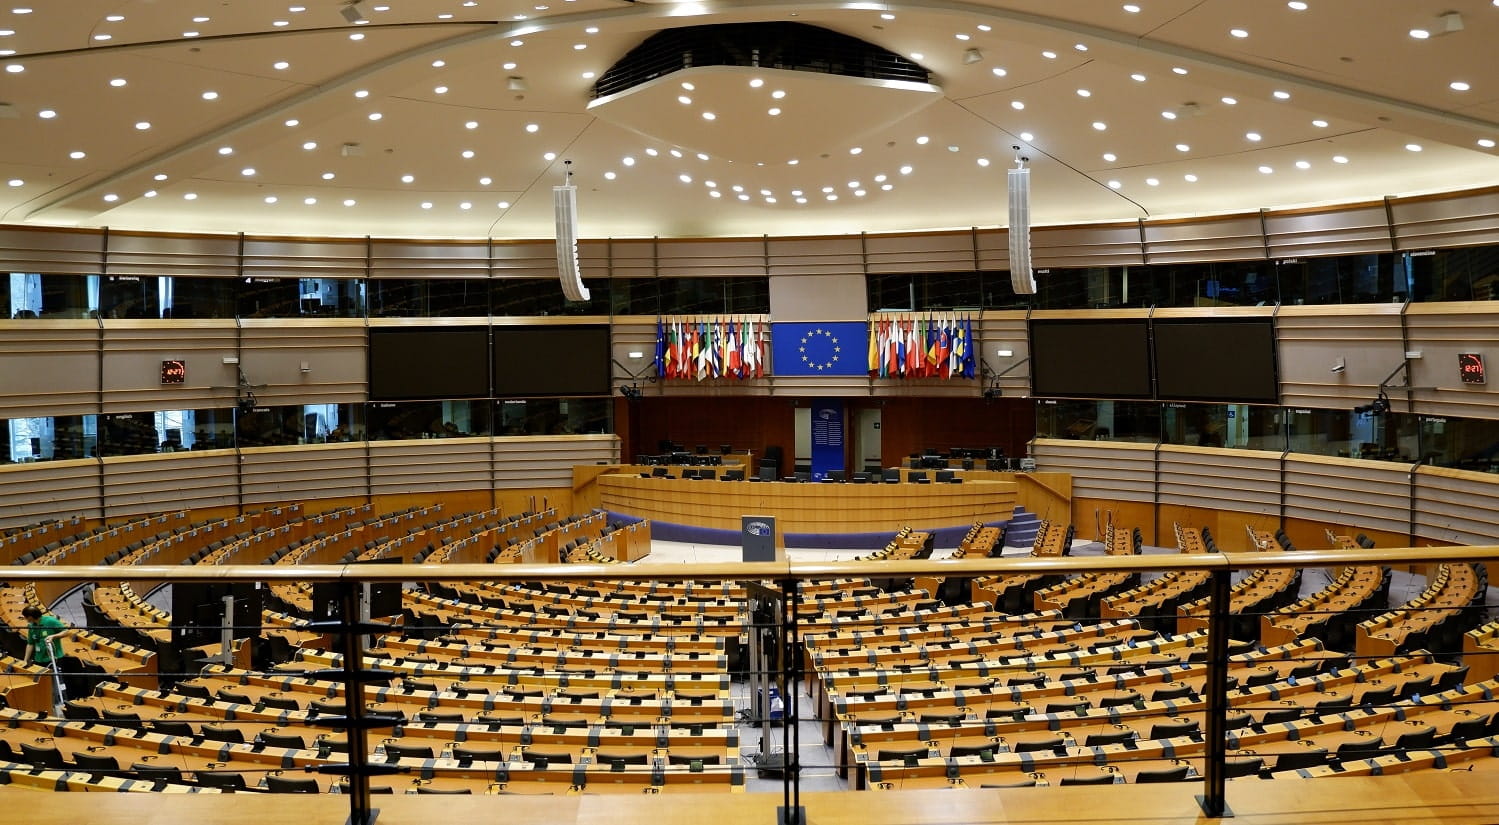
[
  {"x1": 492, "y1": 325, "x2": 611, "y2": 397},
  {"x1": 1029, "y1": 319, "x2": 1152, "y2": 399},
  {"x1": 368, "y1": 327, "x2": 490, "y2": 400},
  {"x1": 1153, "y1": 319, "x2": 1279, "y2": 404}
]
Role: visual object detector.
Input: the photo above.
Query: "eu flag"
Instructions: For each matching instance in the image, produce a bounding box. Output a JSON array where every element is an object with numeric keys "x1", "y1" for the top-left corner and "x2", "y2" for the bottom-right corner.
[{"x1": 771, "y1": 322, "x2": 869, "y2": 377}]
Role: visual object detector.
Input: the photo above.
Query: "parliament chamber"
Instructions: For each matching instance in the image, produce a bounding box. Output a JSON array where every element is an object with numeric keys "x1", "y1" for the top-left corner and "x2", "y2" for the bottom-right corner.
[{"x1": 8, "y1": 1, "x2": 1499, "y2": 823}]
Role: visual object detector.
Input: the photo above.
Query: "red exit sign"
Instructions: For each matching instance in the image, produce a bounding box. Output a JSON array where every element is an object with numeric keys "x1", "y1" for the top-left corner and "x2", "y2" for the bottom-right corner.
[{"x1": 1459, "y1": 352, "x2": 1486, "y2": 385}]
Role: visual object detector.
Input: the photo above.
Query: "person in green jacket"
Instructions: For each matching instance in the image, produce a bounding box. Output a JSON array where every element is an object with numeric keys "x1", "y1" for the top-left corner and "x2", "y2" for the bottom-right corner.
[{"x1": 22, "y1": 605, "x2": 67, "y2": 666}]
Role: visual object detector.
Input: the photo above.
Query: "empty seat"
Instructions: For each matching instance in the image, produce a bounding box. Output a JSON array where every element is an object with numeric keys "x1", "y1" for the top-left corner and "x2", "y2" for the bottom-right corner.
[
  {"x1": 197, "y1": 772, "x2": 249, "y2": 791},
  {"x1": 979, "y1": 778, "x2": 1038, "y2": 788},
  {"x1": 417, "y1": 786, "x2": 472, "y2": 794},
  {"x1": 453, "y1": 745, "x2": 508, "y2": 763},
  {"x1": 1134, "y1": 765, "x2": 1193, "y2": 784},
  {"x1": 384, "y1": 743, "x2": 435, "y2": 760},
  {"x1": 20, "y1": 742, "x2": 65, "y2": 769},
  {"x1": 1060, "y1": 773, "x2": 1116, "y2": 786},
  {"x1": 202, "y1": 724, "x2": 245, "y2": 744},
  {"x1": 132, "y1": 762, "x2": 184, "y2": 784},
  {"x1": 1014, "y1": 737, "x2": 1066, "y2": 753},
  {"x1": 72, "y1": 751, "x2": 120, "y2": 772},
  {"x1": 265, "y1": 775, "x2": 322, "y2": 793},
  {"x1": 1223, "y1": 756, "x2": 1265, "y2": 778},
  {"x1": 259, "y1": 731, "x2": 307, "y2": 750},
  {"x1": 1151, "y1": 684, "x2": 1196, "y2": 702},
  {"x1": 1084, "y1": 728, "x2": 1135, "y2": 747},
  {"x1": 1147, "y1": 719, "x2": 1199, "y2": 740}
]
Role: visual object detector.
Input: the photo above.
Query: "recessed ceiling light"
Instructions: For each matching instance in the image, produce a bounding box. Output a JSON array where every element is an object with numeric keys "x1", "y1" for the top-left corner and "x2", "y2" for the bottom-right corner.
[
  {"x1": 899, "y1": 165, "x2": 913, "y2": 175},
  {"x1": 991, "y1": 67, "x2": 1007, "y2": 77},
  {"x1": 697, "y1": 153, "x2": 709, "y2": 161},
  {"x1": 768, "y1": 107, "x2": 781, "y2": 116},
  {"x1": 1075, "y1": 43, "x2": 1088, "y2": 51},
  {"x1": 1479, "y1": 139, "x2": 1497, "y2": 148},
  {"x1": 439, "y1": 13, "x2": 454, "y2": 19},
  {"x1": 497, "y1": 201, "x2": 510, "y2": 208},
  {"x1": 670, "y1": 149, "x2": 683, "y2": 158},
  {"x1": 1287, "y1": 1, "x2": 1307, "y2": 9},
  {"x1": 573, "y1": 43, "x2": 585, "y2": 50},
  {"x1": 264, "y1": 196, "x2": 278, "y2": 204},
  {"x1": 1312, "y1": 119, "x2": 1328, "y2": 127},
  {"x1": 285, "y1": 118, "x2": 299, "y2": 127},
  {"x1": 400, "y1": 174, "x2": 414, "y2": 183},
  {"x1": 1221, "y1": 96, "x2": 1238, "y2": 105},
  {"x1": 678, "y1": 174, "x2": 692, "y2": 183},
  {"x1": 825, "y1": 194, "x2": 837, "y2": 201},
  {"x1": 586, "y1": 26, "x2": 599, "y2": 33},
  {"x1": 977, "y1": 24, "x2": 991, "y2": 31},
  {"x1": 1131, "y1": 73, "x2": 1146, "y2": 82},
  {"x1": 1273, "y1": 90, "x2": 1291, "y2": 100},
  {"x1": 1406, "y1": 143, "x2": 1423, "y2": 152},
  {"x1": 1230, "y1": 28, "x2": 1248, "y2": 38},
  {"x1": 1333, "y1": 155, "x2": 1349, "y2": 163},
  {"x1": 680, "y1": 81, "x2": 695, "y2": 91},
  {"x1": 622, "y1": 156, "x2": 635, "y2": 166},
  {"x1": 109, "y1": 78, "x2": 126, "y2": 87},
  {"x1": 304, "y1": 197, "x2": 317, "y2": 205},
  {"x1": 1451, "y1": 81, "x2": 1471, "y2": 91},
  {"x1": 302, "y1": 141, "x2": 316, "y2": 150},
  {"x1": 1184, "y1": 174, "x2": 1198, "y2": 182},
  {"x1": 1107, "y1": 180, "x2": 1122, "y2": 189},
  {"x1": 788, "y1": 159, "x2": 799, "y2": 165},
  {"x1": 678, "y1": 95, "x2": 692, "y2": 105},
  {"x1": 291, "y1": 5, "x2": 306, "y2": 11},
  {"x1": 420, "y1": 202, "x2": 432, "y2": 210},
  {"x1": 880, "y1": 183, "x2": 893, "y2": 191},
  {"x1": 68, "y1": 150, "x2": 85, "y2": 159},
  {"x1": 135, "y1": 121, "x2": 151, "y2": 130},
  {"x1": 354, "y1": 89, "x2": 369, "y2": 98},
  {"x1": 604, "y1": 171, "x2": 616, "y2": 180},
  {"x1": 1175, "y1": 143, "x2": 1190, "y2": 152},
  {"x1": 273, "y1": 20, "x2": 289, "y2": 27},
  {"x1": 241, "y1": 168, "x2": 256, "y2": 176},
  {"x1": 322, "y1": 172, "x2": 335, "y2": 180},
  {"x1": 1295, "y1": 160, "x2": 1311, "y2": 169},
  {"x1": 910, "y1": 52, "x2": 923, "y2": 60},
  {"x1": 273, "y1": 61, "x2": 290, "y2": 70},
  {"x1": 183, "y1": 193, "x2": 197, "y2": 200},
  {"x1": 465, "y1": 121, "x2": 478, "y2": 129},
  {"x1": 1019, "y1": 132, "x2": 1033, "y2": 141},
  {"x1": 543, "y1": 152, "x2": 556, "y2": 160},
  {"x1": 1077, "y1": 89, "x2": 1091, "y2": 97},
  {"x1": 1145, "y1": 177, "x2": 1159, "y2": 186},
  {"x1": 5, "y1": 178, "x2": 20, "y2": 186},
  {"x1": 93, "y1": 34, "x2": 111, "y2": 40},
  {"x1": 105, "y1": 14, "x2": 123, "y2": 21},
  {"x1": 771, "y1": 89, "x2": 786, "y2": 99},
  {"x1": 218, "y1": 146, "x2": 233, "y2": 155},
  {"x1": 143, "y1": 190, "x2": 156, "y2": 197},
  {"x1": 1123, "y1": 4, "x2": 1140, "y2": 12},
  {"x1": 37, "y1": 109, "x2": 54, "y2": 118},
  {"x1": 711, "y1": 191, "x2": 724, "y2": 199},
  {"x1": 1258, "y1": 165, "x2": 1273, "y2": 174},
  {"x1": 1409, "y1": 28, "x2": 1430, "y2": 39},
  {"x1": 1041, "y1": 50, "x2": 1056, "y2": 59},
  {"x1": 702, "y1": 111, "x2": 715, "y2": 120},
  {"x1": 192, "y1": 16, "x2": 210, "y2": 23},
  {"x1": 368, "y1": 112, "x2": 382, "y2": 120},
  {"x1": 1011, "y1": 100, "x2": 1024, "y2": 110},
  {"x1": 1161, "y1": 110, "x2": 1177, "y2": 120},
  {"x1": 977, "y1": 158, "x2": 990, "y2": 167},
  {"x1": 847, "y1": 180, "x2": 860, "y2": 189},
  {"x1": 154, "y1": 173, "x2": 167, "y2": 181},
  {"x1": 202, "y1": 91, "x2": 219, "y2": 100},
  {"x1": 880, "y1": 12, "x2": 894, "y2": 19},
  {"x1": 849, "y1": 147, "x2": 862, "y2": 155},
  {"x1": 1092, "y1": 121, "x2": 1107, "y2": 130},
  {"x1": 1103, "y1": 152, "x2": 1117, "y2": 161},
  {"x1": 432, "y1": 60, "x2": 446, "y2": 68},
  {"x1": 510, "y1": 39, "x2": 523, "y2": 47},
  {"x1": 1245, "y1": 131, "x2": 1262, "y2": 141},
  {"x1": 582, "y1": 71, "x2": 595, "y2": 79},
  {"x1": 434, "y1": 85, "x2": 448, "y2": 94},
  {"x1": 343, "y1": 199, "x2": 356, "y2": 206},
  {"x1": 955, "y1": 33, "x2": 969, "y2": 41},
  {"x1": 1172, "y1": 66, "x2": 1188, "y2": 74},
  {"x1": 709, "y1": 182, "x2": 720, "y2": 189},
  {"x1": 645, "y1": 148, "x2": 658, "y2": 157},
  {"x1": 525, "y1": 123, "x2": 540, "y2": 133},
  {"x1": 461, "y1": 149, "x2": 475, "y2": 158},
  {"x1": 478, "y1": 176, "x2": 491, "y2": 185}
]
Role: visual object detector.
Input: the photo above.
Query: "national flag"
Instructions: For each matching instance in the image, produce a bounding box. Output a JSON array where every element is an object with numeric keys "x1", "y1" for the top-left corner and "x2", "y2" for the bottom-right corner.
[
  {"x1": 770, "y1": 322, "x2": 869, "y2": 376},
  {"x1": 962, "y1": 315, "x2": 977, "y2": 379},
  {"x1": 925, "y1": 316, "x2": 940, "y2": 376},
  {"x1": 655, "y1": 318, "x2": 666, "y2": 379},
  {"x1": 949, "y1": 318, "x2": 964, "y2": 378},
  {"x1": 937, "y1": 319, "x2": 952, "y2": 377},
  {"x1": 906, "y1": 318, "x2": 921, "y2": 376},
  {"x1": 867, "y1": 317, "x2": 879, "y2": 376}
]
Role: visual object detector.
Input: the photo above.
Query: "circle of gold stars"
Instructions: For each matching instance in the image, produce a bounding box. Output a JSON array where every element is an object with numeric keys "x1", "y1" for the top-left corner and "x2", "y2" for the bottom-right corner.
[{"x1": 797, "y1": 327, "x2": 842, "y2": 371}]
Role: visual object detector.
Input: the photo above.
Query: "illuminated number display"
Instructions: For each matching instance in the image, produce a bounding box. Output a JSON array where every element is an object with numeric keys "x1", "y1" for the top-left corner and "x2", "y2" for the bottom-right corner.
[
  {"x1": 160, "y1": 359, "x2": 187, "y2": 385},
  {"x1": 1459, "y1": 352, "x2": 1486, "y2": 385}
]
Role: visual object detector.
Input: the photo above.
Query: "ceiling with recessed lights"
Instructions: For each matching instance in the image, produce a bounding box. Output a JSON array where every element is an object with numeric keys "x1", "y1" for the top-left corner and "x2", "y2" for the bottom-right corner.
[{"x1": 1, "y1": 0, "x2": 1498, "y2": 240}]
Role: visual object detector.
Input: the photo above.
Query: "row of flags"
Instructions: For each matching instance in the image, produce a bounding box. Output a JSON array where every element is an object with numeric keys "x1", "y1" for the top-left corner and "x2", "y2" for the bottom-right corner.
[
  {"x1": 867, "y1": 314, "x2": 977, "y2": 380},
  {"x1": 655, "y1": 317, "x2": 766, "y2": 380},
  {"x1": 654, "y1": 317, "x2": 978, "y2": 380}
]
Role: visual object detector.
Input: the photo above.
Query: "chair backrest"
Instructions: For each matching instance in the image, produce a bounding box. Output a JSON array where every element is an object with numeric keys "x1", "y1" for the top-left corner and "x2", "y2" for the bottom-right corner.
[
  {"x1": 72, "y1": 751, "x2": 120, "y2": 771},
  {"x1": 197, "y1": 772, "x2": 248, "y2": 791},
  {"x1": 266, "y1": 775, "x2": 321, "y2": 793},
  {"x1": 1134, "y1": 765, "x2": 1192, "y2": 784}
]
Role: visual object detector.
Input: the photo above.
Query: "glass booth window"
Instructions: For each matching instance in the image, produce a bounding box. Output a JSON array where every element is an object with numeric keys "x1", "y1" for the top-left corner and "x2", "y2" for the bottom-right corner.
[
  {"x1": 238, "y1": 277, "x2": 365, "y2": 318},
  {"x1": 1407, "y1": 245, "x2": 1499, "y2": 303},
  {"x1": 1287, "y1": 407, "x2": 1418, "y2": 462},
  {"x1": 496, "y1": 398, "x2": 611, "y2": 436},
  {"x1": 1418, "y1": 416, "x2": 1499, "y2": 472},
  {"x1": 367, "y1": 400, "x2": 492, "y2": 441},
  {"x1": 489, "y1": 279, "x2": 610, "y2": 316},
  {"x1": 369, "y1": 279, "x2": 489, "y2": 317},
  {"x1": 4, "y1": 415, "x2": 96, "y2": 462},
  {"x1": 6, "y1": 272, "x2": 97, "y2": 318},
  {"x1": 1035, "y1": 399, "x2": 1161, "y2": 443},
  {"x1": 1278, "y1": 254, "x2": 1398, "y2": 306},
  {"x1": 1161, "y1": 403, "x2": 1284, "y2": 450}
]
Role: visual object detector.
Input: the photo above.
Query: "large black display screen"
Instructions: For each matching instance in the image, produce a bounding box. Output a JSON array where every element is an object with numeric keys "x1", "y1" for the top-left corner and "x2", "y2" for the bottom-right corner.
[
  {"x1": 1029, "y1": 319, "x2": 1152, "y2": 399},
  {"x1": 492, "y1": 325, "x2": 611, "y2": 397},
  {"x1": 368, "y1": 327, "x2": 490, "y2": 400},
  {"x1": 1153, "y1": 319, "x2": 1279, "y2": 404}
]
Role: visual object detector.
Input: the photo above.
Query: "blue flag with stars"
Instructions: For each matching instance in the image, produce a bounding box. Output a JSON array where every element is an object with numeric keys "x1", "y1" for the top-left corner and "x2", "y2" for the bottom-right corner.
[{"x1": 770, "y1": 322, "x2": 869, "y2": 376}]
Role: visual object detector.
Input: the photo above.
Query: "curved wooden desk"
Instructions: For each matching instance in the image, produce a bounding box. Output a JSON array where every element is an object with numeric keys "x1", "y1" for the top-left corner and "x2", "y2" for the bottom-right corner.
[{"x1": 596, "y1": 475, "x2": 1016, "y2": 535}]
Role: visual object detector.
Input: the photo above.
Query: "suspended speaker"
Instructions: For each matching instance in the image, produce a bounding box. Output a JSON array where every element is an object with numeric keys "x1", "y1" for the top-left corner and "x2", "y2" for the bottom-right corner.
[
  {"x1": 553, "y1": 184, "x2": 590, "y2": 302},
  {"x1": 1007, "y1": 166, "x2": 1035, "y2": 294}
]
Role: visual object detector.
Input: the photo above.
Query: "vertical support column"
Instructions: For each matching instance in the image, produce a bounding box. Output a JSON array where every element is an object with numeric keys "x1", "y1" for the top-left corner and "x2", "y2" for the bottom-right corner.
[
  {"x1": 777, "y1": 577, "x2": 804, "y2": 825},
  {"x1": 337, "y1": 580, "x2": 376, "y2": 825},
  {"x1": 1197, "y1": 567, "x2": 1232, "y2": 818}
]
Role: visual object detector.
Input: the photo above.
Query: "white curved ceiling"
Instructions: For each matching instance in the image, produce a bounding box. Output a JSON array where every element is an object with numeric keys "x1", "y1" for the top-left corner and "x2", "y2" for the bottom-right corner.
[{"x1": 1, "y1": 0, "x2": 1497, "y2": 240}]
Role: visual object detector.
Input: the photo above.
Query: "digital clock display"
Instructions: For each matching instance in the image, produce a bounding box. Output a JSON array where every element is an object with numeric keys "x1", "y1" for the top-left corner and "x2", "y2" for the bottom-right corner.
[
  {"x1": 1459, "y1": 352, "x2": 1486, "y2": 385},
  {"x1": 160, "y1": 359, "x2": 186, "y2": 385}
]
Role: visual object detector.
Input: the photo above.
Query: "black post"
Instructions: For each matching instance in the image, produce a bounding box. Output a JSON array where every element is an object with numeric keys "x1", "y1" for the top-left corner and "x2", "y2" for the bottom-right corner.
[
  {"x1": 338, "y1": 580, "x2": 376, "y2": 825},
  {"x1": 778, "y1": 577, "x2": 804, "y2": 825},
  {"x1": 1197, "y1": 568, "x2": 1231, "y2": 818}
]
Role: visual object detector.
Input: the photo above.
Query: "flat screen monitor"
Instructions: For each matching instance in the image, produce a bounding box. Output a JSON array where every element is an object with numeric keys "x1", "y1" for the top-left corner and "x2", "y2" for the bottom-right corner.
[
  {"x1": 492, "y1": 325, "x2": 611, "y2": 397},
  {"x1": 1153, "y1": 318, "x2": 1278, "y2": 404},
  {"x1": 368, "y1": 327, "x2": 490, "y2": 400},
  {"x1": 1028, "y1": 319, "x2": 1152, "y2": 399}
]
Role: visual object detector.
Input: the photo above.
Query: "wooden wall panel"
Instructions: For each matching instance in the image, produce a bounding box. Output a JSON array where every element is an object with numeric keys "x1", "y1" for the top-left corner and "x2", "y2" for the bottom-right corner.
[
  {"x1": 1389, "y1": 188, "x2": 1499, "y2": 251},
  {"x1": 1030, "y1": 439, "x2": 1156, "y2": 503},
  {"x1": 0, "y1": 322, "x2": 100, "y2": 417},
  {"x1": 241, "y1": 319, "x2": 368, "y2": 406},
  {"x1": 1263, "y1": 204, "x2": 1393, "y2": 259},
  {"x1": 603, "y1": 239, "x2": 656, "y2": 279},
  {"x1": 624, "y1": 396, "x2": 794, "y2": 472},
  {"x1": 766, "y1": 237, "x2": 863, "y2": 276},
  {"x1": 656, "y1": 239, "x2": 766, "y2": 278},
  {"x1": 493, "y1": 435, "x2": 618, "y2": 489},
  {"x1": 1403, "y1": 303, "x2": 1499, "y2": 419},
  {"x1": 1282, "y1": 454, "x2": 1409, "y2": 536},
  {"x1": 370, "y1": 438, "x2": 493, "y2": 495},
  {"x1": 973, "y1": 228, "x2": 1012, "y2": 272},
  {"x1": 1413, "y1": 466, "x2": 1499, "y2": 545},
  {"x1": 370, "y1": 239, "x2": 489, "y2": 279},
  {"x1": 1156, "y1": 446, "x2": 1280, "y2": 515},
  {"x1": 864, "y1": 231, "x2": 975, "y2": 274},
  {"x1": 1032, "y1": 222, "x2": 1144, "y2": 269},
  {"x1": 0, "y1": 459, "x2": 100, "y2": 529},
  {"x1": 100, "y1": 450, "x2": 238, "y2": 516},
  {"x1": 99, "y1": 321, "x2": 240, "y2": 413},
  {"x1": 106, "y1": 232, "x2": 238, "y2": 278},
  {"x1": 876, "y1": 397, "x2": 1033, "y2": 469},
  {"x1": 1275, "y1": 304, "x2": 1407, "y2": 409},
  {"x1": 243, "y1": 237, "x2": 368, "y2": 279},
  {"x1": 1144, "y1": 214, "x2": 1266, "y2": 264},
  {"x1": 0, "y1": 226, "x2": 103, "y2": 275},
  {"x1": 486, "y1": 240, "x2": 555, "y2": 279},
  {"x1": 240, "y1": 443, "x2": 369, "y2": 505}
]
